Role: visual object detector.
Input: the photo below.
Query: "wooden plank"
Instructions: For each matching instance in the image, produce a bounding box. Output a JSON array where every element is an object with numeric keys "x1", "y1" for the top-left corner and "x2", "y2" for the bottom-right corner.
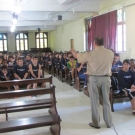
[
  {"x1": 0, "y1": 99, "x2": 52, "y2": 109},
  {"x1": 0, "y1": 115, "x2": 58, "y2": 133},
  {"x1": 0, "y1": 76, "x2": 53, "y2": 87},
  {"x1": 0, "y1": 86, "x2": 55, "y2": 99}
]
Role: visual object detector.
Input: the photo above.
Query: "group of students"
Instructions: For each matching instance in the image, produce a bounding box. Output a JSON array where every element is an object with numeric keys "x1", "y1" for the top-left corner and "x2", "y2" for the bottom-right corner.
[
  {"x1": 111, "y1": 53, "x2": 135, "y2": 115},
  {"x1": 0, "y1": 52, "x2": 46, "y2": 91},
  {"x1": 42, "y1": 51, "x2": 87, "y2": 88}
]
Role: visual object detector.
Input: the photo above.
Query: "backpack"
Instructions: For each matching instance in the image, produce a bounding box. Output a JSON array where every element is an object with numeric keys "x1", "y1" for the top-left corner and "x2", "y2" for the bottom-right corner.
[{"x1": 111, "y1": 76, "x2": 119, "y2": 90}]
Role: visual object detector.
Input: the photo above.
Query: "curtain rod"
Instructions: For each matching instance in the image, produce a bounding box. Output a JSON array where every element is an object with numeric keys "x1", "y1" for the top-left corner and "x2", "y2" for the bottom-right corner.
[{"x1": 87, "y1": 2, "x2": 135, "y2": 20}]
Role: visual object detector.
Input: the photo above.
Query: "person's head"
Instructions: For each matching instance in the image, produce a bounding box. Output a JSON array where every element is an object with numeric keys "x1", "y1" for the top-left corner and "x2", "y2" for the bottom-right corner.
[
  {"x1": 2, "y1": 59, "x2": 7, "y2": 66},
  {"x1": 1, "y1": 66, "x2": 8, "y2": 74},
  {"x1": 58, "y1": 54, "x2": 62, "y2": 59},
  {"x1": 63, "y1": 53, "x2": 67, "y2": 59},
  {"x1": 55, "y1": 53, "x2": 58, "y2": 58},
  {"x1": 70, "y1": 56, "x2": 74, "y2": 62},
  {"x1": 94, "y1": 36, "x2": 104, "y2": 48},
  {"x1": 13, "y1": 54, "x2": 17, "y2": 59},
  {"x1": 49, "y1": 54, "x2": 52, "y2": 59},
  {"x1": 26, "y1": 54, "x2": 31, "y2": 61},
  {"x1": 68, "y1": 53, "x2": 72, "y2": 59},
  {"x1": 8, "y1": 55, "x2": 13, "y2": 62},
  {"x1": 32, "y1": 55, "x2": 38, "y2": 64},
  {"x1": 17, "y1": 57, "x2": 23, "y2": 66},
  {"x1": 123, "y1": 59, "x2": 130, "y2": 71},
  {"x1": 130, "y1": 59, "x2": 135, "y2": 67},
  {"x1": 114, "y1": 53, "x2": 120, "y2": 62}
]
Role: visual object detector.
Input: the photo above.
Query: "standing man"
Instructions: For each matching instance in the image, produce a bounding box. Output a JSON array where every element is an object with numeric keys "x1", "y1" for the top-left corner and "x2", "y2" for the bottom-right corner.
[{"x1": 70, "y1": 37, "x2": 114, "y2": 129}]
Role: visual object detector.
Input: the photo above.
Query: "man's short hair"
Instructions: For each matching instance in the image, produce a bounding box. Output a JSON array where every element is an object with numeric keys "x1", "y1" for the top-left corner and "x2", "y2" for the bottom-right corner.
[
  {"x1": 8, "y1": 55, "x2": 13, "y2": 59},
  {"x1": 17, "y1": 57, "x2": 23, "y2": 61},
  {"x1": 1, "y1": 65, "x2": 7, "y2": 70},
  {"x1": 2, "y1": 59, "x2": 7, "y2": 62},
  {"x1": 32, "y1": 55, "x2": 38, "y2": 59},
  {"x1": 114, "y1": 53, "x2": 120, "y2": 57},
  {"x1": 26, "y1": 54, "x2": 31, "y2": 57},
  {"x1": 123, "y1": 59, "x2": 130, "y2": 64},
  {"x1": 130, "y1": 59, "x2": 135, "y2": 61},
  {"x1": 94, "y1": 37, "x2": 104, "y2": 46}
]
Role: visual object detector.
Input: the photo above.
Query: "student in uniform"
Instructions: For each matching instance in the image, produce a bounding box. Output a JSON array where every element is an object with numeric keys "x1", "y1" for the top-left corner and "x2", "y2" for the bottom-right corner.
[
  {"x1": 24, "y1": 54, "x2": 31, "y2": 65},
  {"x1": 130, "y1": 59, "x2": 135, "y2": 72},
  {"x1": 47, "y1": 54, "x2": 53, "y2": 74},
  {"x1": 0, "y1": 65, "x2": 11, "y2": 81},
  {"x1": 118, "y1": 59, "x2": 135, "y2": 115},
  {"x1": 67, "y1": 56, "x2": 77, "y2": 83},
  {"x1": 13, "y1": 57, "x2": 29, "y2": 90},
  {"x1": 60, "y1": 53, "x2": 68, "y2": 78},
  {"x1": 28, "y1": 55, "x2": 46, "y2": 89}
]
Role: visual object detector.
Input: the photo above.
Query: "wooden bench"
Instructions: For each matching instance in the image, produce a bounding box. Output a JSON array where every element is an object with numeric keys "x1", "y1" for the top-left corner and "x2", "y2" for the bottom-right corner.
[
  {"x1": 0, "y1": 86, "x2": 61, "y2": 135},
  {"x1": 0, "y1": 76, "x2": 53, "y2": 91}
]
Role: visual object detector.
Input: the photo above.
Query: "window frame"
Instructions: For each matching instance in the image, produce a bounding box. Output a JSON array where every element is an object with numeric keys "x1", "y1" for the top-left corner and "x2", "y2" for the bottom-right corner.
[
  {"x1": 116, "y1": 9, "x2": 126, "y2": 53},
  {"x1": 15, "y1": 33, "x2": 29, "y2": 51},
  {"x1": 35, "y1": 32, "x2": 48, "y2": 48},
  {"x1": 0, "y1": 33, "x2": 8, "y2": 52}
]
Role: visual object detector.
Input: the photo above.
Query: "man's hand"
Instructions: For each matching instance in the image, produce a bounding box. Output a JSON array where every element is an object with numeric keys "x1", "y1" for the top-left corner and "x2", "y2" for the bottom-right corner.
[{"x1": 70, "y1": 49, "x2": 77, "y2": 58}]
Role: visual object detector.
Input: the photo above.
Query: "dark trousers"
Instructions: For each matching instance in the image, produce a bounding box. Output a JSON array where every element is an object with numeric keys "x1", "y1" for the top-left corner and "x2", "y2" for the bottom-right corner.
[{"x1": 78, "y1": 74, "x2": 87, "y2": 85}]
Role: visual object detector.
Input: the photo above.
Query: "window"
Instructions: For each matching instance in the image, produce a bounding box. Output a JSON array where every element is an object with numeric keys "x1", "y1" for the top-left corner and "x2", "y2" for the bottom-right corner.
[
  {"x1": 116, "y1": 9, "x2": 126, "y2": 52},
  {"x1": 15, "y1": 33, "x2": 28, "y2": 51},
  {"x1": 0, "y1": 33, "x2": 7, "y2": 51},
  {"x1": 36, "y1": 32, "x2": 48, "y2": 48}
]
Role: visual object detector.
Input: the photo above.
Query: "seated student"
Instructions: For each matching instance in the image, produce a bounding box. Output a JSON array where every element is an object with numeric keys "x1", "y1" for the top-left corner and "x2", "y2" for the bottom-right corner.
[
  {"x1": 53, "y1": 53, "x2": 59, "y2": 69},
  {"x1": 0, "y1": 66, "x2": 11, "y2": 81},
  {"x1": 130, "y1": 59, "x2": 135, "y2": 72},
  {"x1": 118, "y1": 59, "x2": 135, "y2": 115},
  {"x1": 111, "y1": 53, "x2": 123, "y2": 72},
  {"x1": 47, "y1": 54, "x2": 53, "y2": 74},
  {"x1": 28, "y1": 55, "x2": 46, "y2": 89},
  {"x1": 76, "y1": 62, "x2": 87, "y2": 88},
  {"x1": 8, "y1": 55, "x2": 15, "y2": 66},
  {"x1": 24, "y1": 54, "x2": 31, "y2": 65},
  {"x1": 67, "y1": 56, "x2": 77, "y2": 83},
  {"x1": 2, "y1": 59, "x2": 8, "y2": 67},
  {"x1": 13, "y1": 57, "x2": 29, "y2": 90},
  {"x1": 60, "y1": 53, "x2": 68, "y2": 78}
]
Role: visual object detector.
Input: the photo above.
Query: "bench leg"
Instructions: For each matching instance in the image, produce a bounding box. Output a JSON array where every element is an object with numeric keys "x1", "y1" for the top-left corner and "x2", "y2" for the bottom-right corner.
[
  {"x1": 50, "y1": 120, "x2": 61, "y2": 135},
  {"x1": 5, "y1": 109, "x2": 8, "y2": 121}
]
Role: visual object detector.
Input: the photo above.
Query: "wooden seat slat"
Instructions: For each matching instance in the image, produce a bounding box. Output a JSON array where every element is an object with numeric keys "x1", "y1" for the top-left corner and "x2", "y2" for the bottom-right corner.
[
  {"x1": 0, "y1": 99, "x2": 52, "y2": 110},
  {"x1": 0, "y1": 104, "x2": 51, "y2": 114},
  {"x1": 0, "y1": 76, "x2": 52, "y2": 88},
  {"x1": 0, "y1": 115, "x2": 58, "y2": 133}
]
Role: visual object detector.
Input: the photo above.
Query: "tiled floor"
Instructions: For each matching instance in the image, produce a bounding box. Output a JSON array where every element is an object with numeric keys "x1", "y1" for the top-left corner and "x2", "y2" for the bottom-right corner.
[{"x1": 0, "y1": 76, "x2": 135, "y2": 135}]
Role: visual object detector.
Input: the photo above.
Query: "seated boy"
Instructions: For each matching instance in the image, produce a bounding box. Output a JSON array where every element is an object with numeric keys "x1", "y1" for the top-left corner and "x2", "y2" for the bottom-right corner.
[
  {"x1": 118, "y1": 59, "x2": 135, "y2": 115},
  {"x1": 13, "y1": 57, "x2": 29, "y2": 90},
  {"x1": 111, "y1": 53, "x2": 123, "y2": 72},
  {"x1": 76, "y1": 62, "x2": 87, "y2": 88},
  {"x1": 8, "y1": 55, "x2": 15, "y2": 66},
  {"x1": 28, "y1": 55, "x2": 46, "y2": 89},
  {"x1": 130, "y1": 59, "x2": 135, "y2": 72},
  {"x1": 0, "y1": 66, "x2": 11, "y2": 81},
  {"x1": 67, "y1": 56, "x2": 76, "y2": 83},
  {"x1": 24, "y1": 54, "x2": 31, "y2": 65}
]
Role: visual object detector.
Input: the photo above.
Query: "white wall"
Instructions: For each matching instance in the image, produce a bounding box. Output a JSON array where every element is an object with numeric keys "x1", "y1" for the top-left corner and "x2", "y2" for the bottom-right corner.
[{"x1": 49, "y1": 14, "x2": 92, "y2": 52}]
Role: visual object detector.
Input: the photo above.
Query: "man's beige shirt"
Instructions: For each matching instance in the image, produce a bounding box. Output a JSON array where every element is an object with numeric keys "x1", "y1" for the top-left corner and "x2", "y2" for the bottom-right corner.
[{"x1": 77, "y1": 46, "x2": 114, "y2": 76}]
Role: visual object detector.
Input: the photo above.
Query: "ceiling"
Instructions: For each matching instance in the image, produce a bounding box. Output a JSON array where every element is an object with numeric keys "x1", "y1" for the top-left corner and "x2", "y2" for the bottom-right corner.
[{"x1": 0, "y1": 0, "x2": 104, "y2": 32}]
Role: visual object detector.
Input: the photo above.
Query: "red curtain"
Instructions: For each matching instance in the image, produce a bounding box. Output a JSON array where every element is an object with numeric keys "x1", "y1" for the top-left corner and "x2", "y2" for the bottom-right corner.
[{"x1": 88, "y1": 10, "x2": 117, "y2": 52}]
